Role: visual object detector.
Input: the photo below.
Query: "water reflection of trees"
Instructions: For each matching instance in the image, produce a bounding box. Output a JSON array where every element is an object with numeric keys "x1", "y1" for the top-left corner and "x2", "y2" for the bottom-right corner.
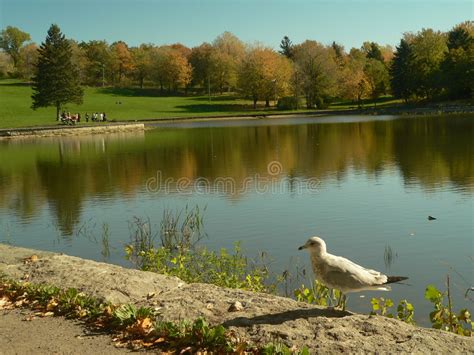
[{"x1": 0, "y1": 116, "x2": 472, "y2": 234}]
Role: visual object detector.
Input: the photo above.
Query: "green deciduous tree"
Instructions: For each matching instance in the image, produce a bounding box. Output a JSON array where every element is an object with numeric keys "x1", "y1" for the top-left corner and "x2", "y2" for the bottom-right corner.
[
  {"x1": 31, "y1": 24, "x2": 83, "y2": 120},
  {"x1": 409, "y1": 29, "x2": 448, "y2": 99},
  {"x1": 130, "y1": 44, "x2": 153, "y2": 88},
  {"x1": 79, "y1": 40, "x2": 113, "y2": 86},
  {"x1": 0, "y1": 26, "x2": 31, "y2": 68},
  {"x1": 212, "y1": 32, "x2": 245, "y2": 93},
  {"x1": 190, "y1": 42, "x2": 217, "y2": 93},
  {"x1": 293, "y1": 40, "x2": 340, "y2": 108},
  {"x1": 364, "y1": 58, "x2": 389, "y2": 107},
  {"x1": 340, "y1": 48, "x2": 369, "y2": 107}
]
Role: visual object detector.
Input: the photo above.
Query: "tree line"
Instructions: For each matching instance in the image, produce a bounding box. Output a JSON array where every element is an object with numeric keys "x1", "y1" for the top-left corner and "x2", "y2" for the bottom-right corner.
[{"x1": 1, "y1": 21, "x2": 472, "y2": 110}]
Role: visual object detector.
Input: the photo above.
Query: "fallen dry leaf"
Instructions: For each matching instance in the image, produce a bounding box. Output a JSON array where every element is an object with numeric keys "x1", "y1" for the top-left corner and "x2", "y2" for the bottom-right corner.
[
  {"x1": 0, "y1": 297, "x2": 13, "y2": 310},
  {"x1": 46, "y1": 299, "x2": 58, "y2": 311},
  {"x1": 128, "y1": 317, "x2": 154, "y2": 336},
  {"x1": 179, "y1": 346, "x2": 193, "y2": 354},
  {"x1": 23, "y1": 255, "x2": 39, "y2": 264}
]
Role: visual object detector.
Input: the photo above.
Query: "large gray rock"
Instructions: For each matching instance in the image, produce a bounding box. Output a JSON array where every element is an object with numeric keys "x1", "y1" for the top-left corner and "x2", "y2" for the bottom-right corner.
[{"x1": 1, "y1": 244, "x2": 472, "y2": 352}]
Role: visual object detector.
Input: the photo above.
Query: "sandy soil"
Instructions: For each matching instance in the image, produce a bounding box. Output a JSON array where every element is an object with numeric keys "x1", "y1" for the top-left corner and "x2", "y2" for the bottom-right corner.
[{"x1": 0, "y1": 308, "x2": 128, "y2": 354}]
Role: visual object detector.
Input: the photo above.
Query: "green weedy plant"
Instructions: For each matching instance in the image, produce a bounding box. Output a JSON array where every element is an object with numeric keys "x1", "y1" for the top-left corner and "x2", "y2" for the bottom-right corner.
[
  {"x1": 294, "y1": 280, "x2": 343, "y2": 308},
  {"x1": 370, "y1": 297, "x2": 394, "y2": 317},
  {"x1": 125, "y1": 207, "x2": 275, "y2": 293},
  {"x1": 370, "y1": 297, "x2": 415, "y2": 324},
  {"x1": 112, "y1": 304, "x2": 156, "y2": 327},
  {"x1": 425, "y1": 283, "x2": 473, "y2": 336},
  {"x1": 397, "y1": 299, "x2": 416, "y2": 325},
  {"x1": 152, "y1": 318, "x2": 235, "y2": 352}
]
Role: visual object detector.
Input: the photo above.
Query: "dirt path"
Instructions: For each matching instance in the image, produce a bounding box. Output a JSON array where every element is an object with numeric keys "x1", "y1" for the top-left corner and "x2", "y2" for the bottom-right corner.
[{"x1": 0, "y1": 309, "x2": 128, "y2": 354}]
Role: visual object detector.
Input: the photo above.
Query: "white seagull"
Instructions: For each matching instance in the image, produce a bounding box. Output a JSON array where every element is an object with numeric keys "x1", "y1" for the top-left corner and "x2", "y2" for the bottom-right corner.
[{"x1": 298, "y1": 236, "x2": 408, "y2": 309}]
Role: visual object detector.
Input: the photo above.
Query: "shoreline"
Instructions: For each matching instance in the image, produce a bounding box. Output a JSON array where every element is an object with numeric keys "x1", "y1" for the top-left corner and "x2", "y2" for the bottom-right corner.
[
  {"x1": 0, "y1": 243, "x2": 472, "y2": 352},
  {"x1": 0, "y1": 105, "x2": 473, "y2": 139}
]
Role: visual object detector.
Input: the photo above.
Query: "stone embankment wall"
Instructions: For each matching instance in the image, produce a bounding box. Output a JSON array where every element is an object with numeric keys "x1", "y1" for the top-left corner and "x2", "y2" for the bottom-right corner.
[{"x1": 0, "y1": 123, "x2": 145, "y2": 139}]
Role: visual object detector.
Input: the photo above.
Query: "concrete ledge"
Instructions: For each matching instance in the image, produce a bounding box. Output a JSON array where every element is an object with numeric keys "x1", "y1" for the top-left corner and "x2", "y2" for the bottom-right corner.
[{"x1": 0, "y1": 123, "x2": 145, "y2": 139}]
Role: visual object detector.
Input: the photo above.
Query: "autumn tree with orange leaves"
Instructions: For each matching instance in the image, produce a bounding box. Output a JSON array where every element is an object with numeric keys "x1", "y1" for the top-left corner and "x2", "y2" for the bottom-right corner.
[
  {"x1": 151, "y1": 46, "x2": 192, "y2": 92},
  {"x1": 238, "y1": 46, "x2": 293, "y2": 108},
  {"x1": 111, "y1": 41, "x2": 135, "y2": 85}
]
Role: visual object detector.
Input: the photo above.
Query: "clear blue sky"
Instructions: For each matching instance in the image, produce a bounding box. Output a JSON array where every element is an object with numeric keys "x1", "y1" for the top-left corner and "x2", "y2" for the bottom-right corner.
[{"x1": 1, "y1": 0, "x2": 472, "y2": 50}]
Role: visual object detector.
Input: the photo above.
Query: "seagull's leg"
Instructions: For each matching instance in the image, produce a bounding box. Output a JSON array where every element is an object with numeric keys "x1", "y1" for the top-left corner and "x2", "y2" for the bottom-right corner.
[
  {"x1": 336, "y1": 292, "x2": 342, "y2": 308},
  {"x1": 335, "y1": 292, "x2": 347, "y2": 310}
]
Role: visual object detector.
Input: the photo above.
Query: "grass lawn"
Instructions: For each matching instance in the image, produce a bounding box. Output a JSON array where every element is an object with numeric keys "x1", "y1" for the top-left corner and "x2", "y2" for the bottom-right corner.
[
  {"x1": 0, "y1": 80, "x2": 289, "y2": 128},
  {"x1": 0, "y1": 79, "x2": 405, "y2": 129}
]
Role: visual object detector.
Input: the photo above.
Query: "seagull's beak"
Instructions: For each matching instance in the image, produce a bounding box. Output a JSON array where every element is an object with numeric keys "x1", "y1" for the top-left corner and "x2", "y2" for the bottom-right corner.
[{"x1": 298, "y1": 245, "x2": 306, "y2": 250}]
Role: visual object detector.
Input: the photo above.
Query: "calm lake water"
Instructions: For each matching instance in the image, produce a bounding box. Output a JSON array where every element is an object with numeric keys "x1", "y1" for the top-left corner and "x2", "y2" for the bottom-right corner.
[{"x1": 1, "y1": 114, "x2": 473, "y2": 324}]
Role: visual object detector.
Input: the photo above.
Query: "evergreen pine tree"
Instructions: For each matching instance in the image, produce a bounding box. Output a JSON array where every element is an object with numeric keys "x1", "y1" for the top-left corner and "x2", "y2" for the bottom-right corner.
[
  {"x1": 366, "y1": 42, "x2": 384, "y2": 63},
  {"x1": 390, "y1": 39, "x2": 415, "y2": 102},
  {"x1": 441, "y1": 26, "x2": 474, "y2": 99},
  {"x1": 279, "y1": 36, "x2": 294, "y2": 59},
  {"x1": 31, "y1": 24, "x2": 83, "y2": 120}
]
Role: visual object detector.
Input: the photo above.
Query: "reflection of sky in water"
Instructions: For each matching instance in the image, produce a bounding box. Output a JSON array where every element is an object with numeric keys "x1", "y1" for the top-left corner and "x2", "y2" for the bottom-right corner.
[{"x1": 0, "y1": 115, "x2": 473, "y2": 325}]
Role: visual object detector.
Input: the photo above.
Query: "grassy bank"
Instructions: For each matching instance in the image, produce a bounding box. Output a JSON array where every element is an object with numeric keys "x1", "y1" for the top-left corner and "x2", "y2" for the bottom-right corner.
[{"x1": 0, "y1": 80, "x2": 289, "y2": 128}]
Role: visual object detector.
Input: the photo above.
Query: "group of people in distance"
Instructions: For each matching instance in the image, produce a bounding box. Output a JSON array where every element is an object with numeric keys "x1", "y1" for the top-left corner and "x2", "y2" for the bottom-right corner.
[
  {"x1": 86, "y1": 112, "x2": 107, "y2": 122},
  {"x1": 60, "y1": 111, "x2": 107, "y2": 125}
]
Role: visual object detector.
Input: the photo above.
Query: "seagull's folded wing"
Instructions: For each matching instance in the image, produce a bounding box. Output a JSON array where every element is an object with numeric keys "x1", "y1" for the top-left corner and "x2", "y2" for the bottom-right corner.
[{"x1": 322, "y1": 254, "x2": 389, "y2": 292}]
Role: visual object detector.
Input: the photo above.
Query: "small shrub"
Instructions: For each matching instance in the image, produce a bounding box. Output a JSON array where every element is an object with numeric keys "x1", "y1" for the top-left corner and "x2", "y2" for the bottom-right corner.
[
  {"x1": 314, "y1": 96, "x2": 329, "y2": 109},
  {"x1": 370, "y1": 297, "x2": 394, "y2": 317},
  {"x1": 370, "y1": 297, "x2": 415, "y2": 325},
  {"x1": 425, "y1": 283, "x2": 472, "y2": 336},
  {"x1": 277, "y1": 96, "x2": 301, "y2": 110}
]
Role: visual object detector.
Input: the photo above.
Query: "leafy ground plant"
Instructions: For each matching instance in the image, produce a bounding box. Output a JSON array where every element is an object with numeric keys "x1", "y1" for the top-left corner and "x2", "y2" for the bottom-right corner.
[
  {"x1": 425, "y1": 279, "x2": 473, "y2": 336},
  {"x1": 370, "y1": 297, "x2": 415, "y2": 325}
]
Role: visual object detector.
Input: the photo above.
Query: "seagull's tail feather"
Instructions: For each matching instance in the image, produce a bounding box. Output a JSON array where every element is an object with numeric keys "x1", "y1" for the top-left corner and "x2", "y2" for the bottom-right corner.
[{"x1": 385, "y1": 276, "x2": 409, "y2": 284}]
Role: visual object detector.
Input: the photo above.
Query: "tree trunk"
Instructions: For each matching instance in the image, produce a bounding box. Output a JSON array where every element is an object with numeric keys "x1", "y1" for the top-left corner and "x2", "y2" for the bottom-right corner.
[
  {"x1": 140, "y1": 76, "x2": 144, "y2": 89},
  {"x1": 56, "y1": 102, "x2": 60, "y2": 121},
  {"x1": 253, "y1": 98, "x2": 257, "y2": 109},
  {"x1": 265, "y1": 99, "x2": 270, "y2": 107}
]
